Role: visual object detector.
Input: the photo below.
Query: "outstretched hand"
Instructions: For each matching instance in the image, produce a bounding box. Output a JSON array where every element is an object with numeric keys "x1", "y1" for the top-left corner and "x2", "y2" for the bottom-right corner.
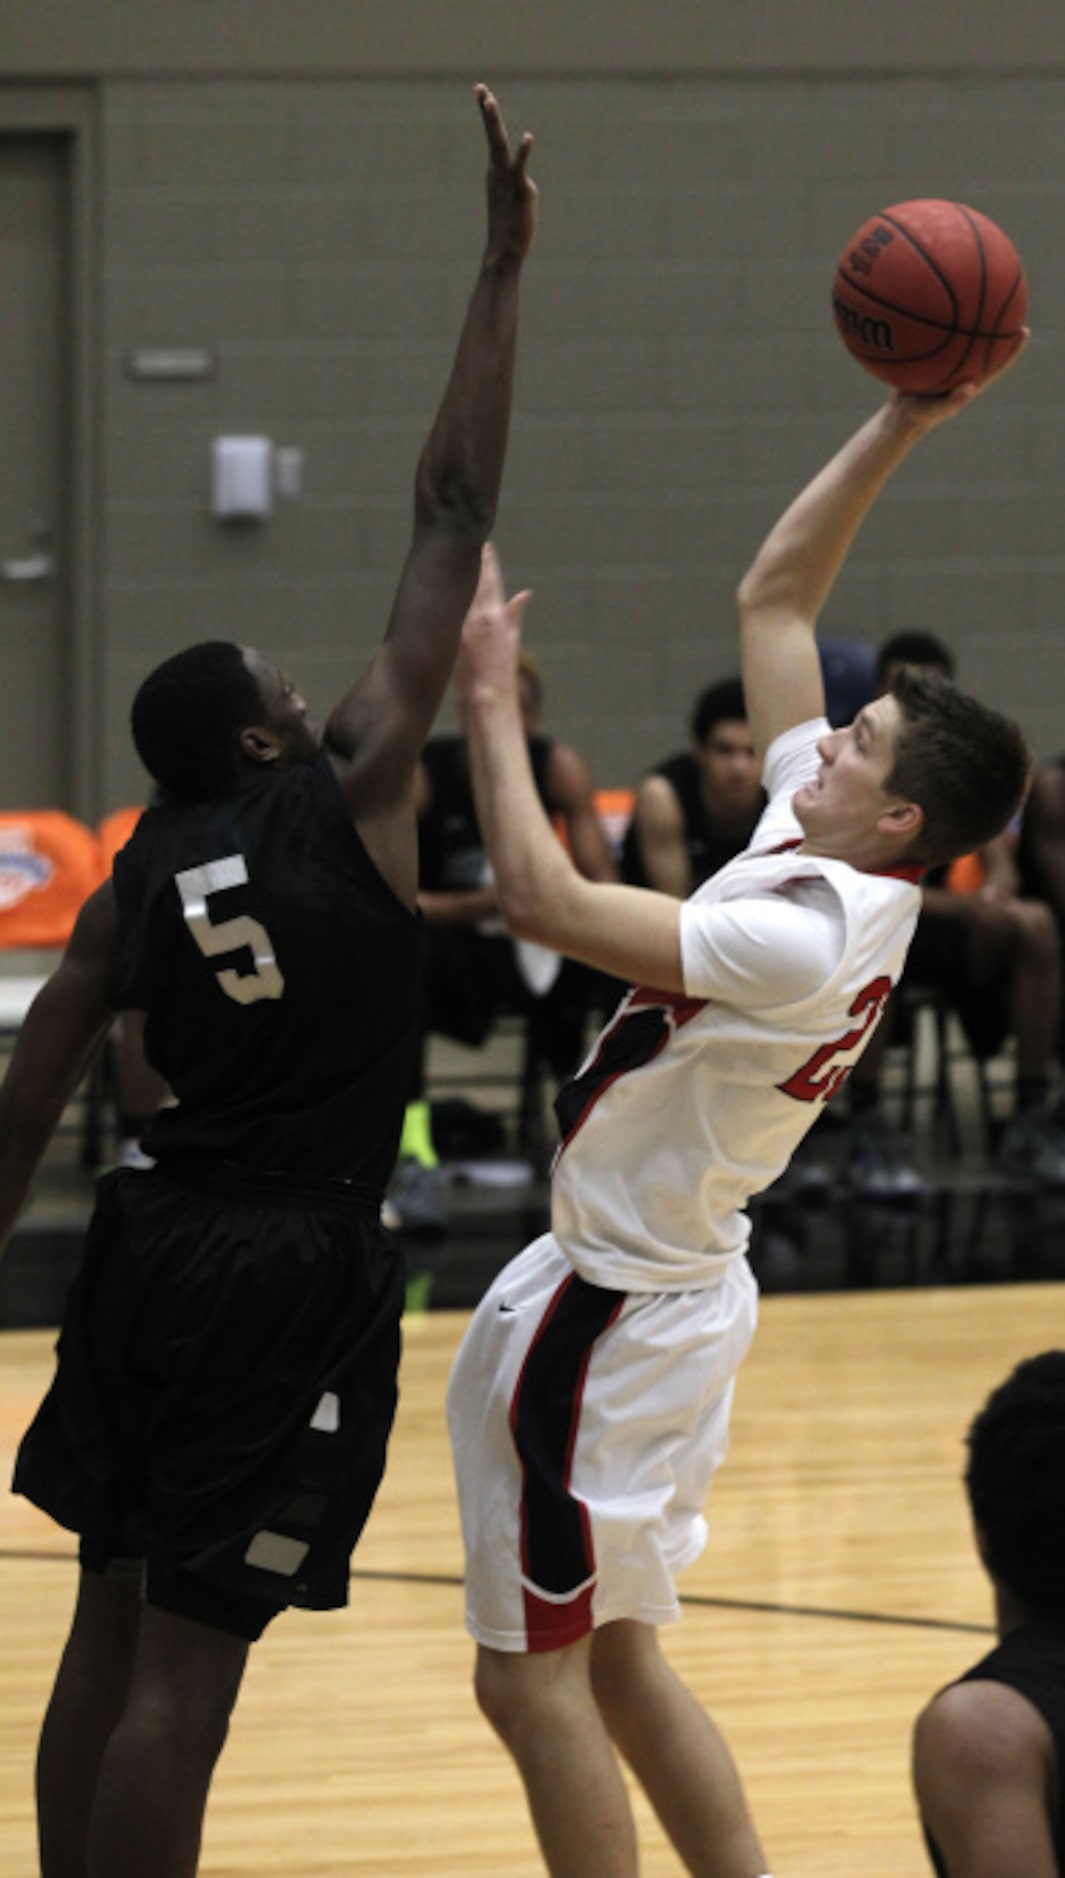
[
  {"x1": 887, "y1": 325, "x2": 1030, "y2": 438},
  {"x1": 476, "y1": 83, "x2": 537, "y2": 270},
  {"x1": 456, "y1": 543, "x2": 532, "y2": 709}
]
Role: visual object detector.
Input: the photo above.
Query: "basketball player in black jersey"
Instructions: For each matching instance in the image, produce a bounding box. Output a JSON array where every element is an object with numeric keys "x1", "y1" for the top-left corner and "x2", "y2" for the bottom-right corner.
[
  {"x1": 0, "y1": 85, "x2": 535, "y2": 1878},
  {"x1": 913, "y1": 1351, "x2": 1065, "y2": 1877},
  {"x1": 621, "y1": 676, "x2": 765, "y2": 897}
]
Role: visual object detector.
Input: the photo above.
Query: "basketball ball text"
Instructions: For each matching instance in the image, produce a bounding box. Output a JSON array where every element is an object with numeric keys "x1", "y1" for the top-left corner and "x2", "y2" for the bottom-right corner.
[
  {"x1": 845, "y1": 225, "x2": 894, "y2": 278},
  {"x1": 832, "y1": 298, "x2": 896, "y2": 354}
]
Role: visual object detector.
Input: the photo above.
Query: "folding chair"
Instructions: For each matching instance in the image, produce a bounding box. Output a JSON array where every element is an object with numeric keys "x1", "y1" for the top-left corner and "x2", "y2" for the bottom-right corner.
[
  {"x1": 593, "y1": 786, "x2": 635, "y2": 866},
  {"x1": 894, "y1": 850, "x2": 1004, "y2": 1159}
]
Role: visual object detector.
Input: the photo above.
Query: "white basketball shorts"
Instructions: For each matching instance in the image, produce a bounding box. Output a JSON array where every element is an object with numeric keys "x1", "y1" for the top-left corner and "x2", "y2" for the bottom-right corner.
[{"x1": 446, "y1": 1232, "x2": 758, "y2": 1653}]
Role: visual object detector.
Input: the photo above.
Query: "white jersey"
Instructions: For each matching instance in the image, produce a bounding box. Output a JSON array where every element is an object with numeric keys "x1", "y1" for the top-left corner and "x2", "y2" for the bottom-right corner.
[{"x1": 551, "y1": 717, "x2": 922, "y2": 1290}]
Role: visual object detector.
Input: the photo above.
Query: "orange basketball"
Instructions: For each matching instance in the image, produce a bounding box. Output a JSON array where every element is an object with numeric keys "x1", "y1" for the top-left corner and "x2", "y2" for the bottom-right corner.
[{"x1": 832, "y1": 199, "x2": 1027, "y2": 394}]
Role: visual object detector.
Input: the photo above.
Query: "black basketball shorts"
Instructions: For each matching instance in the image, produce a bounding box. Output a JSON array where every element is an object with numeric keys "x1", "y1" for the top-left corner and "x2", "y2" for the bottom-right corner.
[{"x1": 13, "y1": 1166, "x2": 405, "y2": 1641}]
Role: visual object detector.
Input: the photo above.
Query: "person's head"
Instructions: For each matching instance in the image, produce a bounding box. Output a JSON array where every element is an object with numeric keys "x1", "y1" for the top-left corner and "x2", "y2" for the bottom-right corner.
[
  {"x1": 689, "y1": 678, "x2": 762, "y2": 819},
  {"x1": 131, "y1": 641, "x2": 318, "y2": 803},
  {"x1": 876, "y1": 630, "x2": 955, "y2": 692},
  {"x1": 517, "y1": 650, "x2": 544, "y2": 737},
  {"x1": 819, "y1": 635, "x2": 878, "y2": 729},
  {"x1": 794, "y1": 675, "x2": 1030, "y2": 869},
  {"x1": 965, "y1": 1350, "x2": 1065, "y2": 1622},
  {"x1": 884, "y1": 667, "x2": 1031, "y2": 864}
]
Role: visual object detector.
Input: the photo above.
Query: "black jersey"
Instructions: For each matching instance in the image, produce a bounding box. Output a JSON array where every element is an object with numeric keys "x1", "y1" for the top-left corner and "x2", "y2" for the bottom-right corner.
[
  {"x1": 419, "y1": 733, "x2": 553, "y2": 891},
  {"x1": 109, "y1": 755, "x2": 421, "y2": 1189},
  {"x1": 621, "y1": 750, "x2": 765, "y2": 890},
  {"x1": 924, "y1": 1620, "x2": 1065, "y2": 1875}
]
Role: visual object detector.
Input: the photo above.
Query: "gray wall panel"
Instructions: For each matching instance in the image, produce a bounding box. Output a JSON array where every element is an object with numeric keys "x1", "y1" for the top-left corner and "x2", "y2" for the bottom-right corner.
[
  {"x1": 2, "y1": 30, "x2": 1062, "y2": 804},
  {"x1": 95, "y1": 69, "x2": 1062, "y2": 806},
  {"x1": 6, "y1": 2, "x2": 1065, "y2": 77}
]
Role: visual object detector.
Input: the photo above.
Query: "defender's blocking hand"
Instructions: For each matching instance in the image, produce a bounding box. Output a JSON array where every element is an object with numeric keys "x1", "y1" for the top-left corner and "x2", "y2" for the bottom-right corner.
[{"x1": 476, "y1": 84, "x2": 537, "y2": 270}]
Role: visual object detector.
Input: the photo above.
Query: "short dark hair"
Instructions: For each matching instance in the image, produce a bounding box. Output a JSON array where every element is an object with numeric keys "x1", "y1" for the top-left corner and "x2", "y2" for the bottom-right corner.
[
  {"x1": 877, "y1": 630, "x2": 956, "y2": 683},
  {"x1": 965, "y1": 1351, "x2": 1065, "y2": 1621},
  {"x1": 131, "y1": 641, "x2": 262, "y2": 802},
  {"x1": 691, "y1": 677, "x2": 748, "y2": 747},
  {"x1": 885, "y1": 667, "x2": 1031, "y2": 866}
]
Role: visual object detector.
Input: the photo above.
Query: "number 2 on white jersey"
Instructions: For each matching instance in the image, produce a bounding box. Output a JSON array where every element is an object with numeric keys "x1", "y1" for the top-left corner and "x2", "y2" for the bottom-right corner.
[{"x1": 175, "y1": 855, "x2": 284, "y2": 1005}]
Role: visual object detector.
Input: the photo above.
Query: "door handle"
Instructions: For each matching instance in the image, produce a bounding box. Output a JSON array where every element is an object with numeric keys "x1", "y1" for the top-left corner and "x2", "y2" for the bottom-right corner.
[{"x1": 0, "y1": 553, "x2": 53, "y2": 582}]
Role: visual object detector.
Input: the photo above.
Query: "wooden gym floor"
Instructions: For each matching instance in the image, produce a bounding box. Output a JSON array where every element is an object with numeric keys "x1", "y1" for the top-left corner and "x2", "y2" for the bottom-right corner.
[
  {"x1": 1, "y1": 1283, "x2": 1056, "y2": 1876},
  {"x1": 1, "y1": 1025, "x2": 1062, "y2": 1871}
]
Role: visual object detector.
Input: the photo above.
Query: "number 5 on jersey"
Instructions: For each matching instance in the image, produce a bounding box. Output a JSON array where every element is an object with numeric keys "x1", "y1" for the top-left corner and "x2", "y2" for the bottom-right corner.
[{"x1": 176, "y1": 855, "x2": 285, "y2": 1005}]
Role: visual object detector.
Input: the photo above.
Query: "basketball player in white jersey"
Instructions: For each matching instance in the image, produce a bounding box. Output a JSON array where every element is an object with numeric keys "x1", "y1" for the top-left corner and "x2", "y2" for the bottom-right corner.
[{"x1": 445, "y1": 372, "x2": 1031, "y2": 1878}]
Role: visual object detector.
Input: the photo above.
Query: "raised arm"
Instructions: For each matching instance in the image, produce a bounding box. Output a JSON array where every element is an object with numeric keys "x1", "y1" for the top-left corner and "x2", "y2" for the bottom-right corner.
[
  {"x1": 324, "y1": 86, "x2": 536, "y2": 832},
  {"x1": 737, "y1": 386, "x2": 979, "y2": 765},
  {"x1": 457, "y1": 547, "x2": 685, "y2": 990},
  {"x1": 0, "y1": 883, "x2": 117, "y2": 1255},
  {"x1": 629, "y1": 775, "x2": 693, "y2": 898}
]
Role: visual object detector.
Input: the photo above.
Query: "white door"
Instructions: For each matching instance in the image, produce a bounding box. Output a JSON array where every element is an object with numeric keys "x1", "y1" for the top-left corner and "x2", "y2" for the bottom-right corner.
[{"x1": 0, "y1": 135, "x2": 71, "y2": 807}]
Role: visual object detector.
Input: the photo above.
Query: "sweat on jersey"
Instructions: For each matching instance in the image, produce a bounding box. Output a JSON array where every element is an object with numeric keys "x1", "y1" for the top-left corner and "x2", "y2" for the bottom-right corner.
[{"x1": 551, "y1": 717, "x2": 922, "y2": 1290}]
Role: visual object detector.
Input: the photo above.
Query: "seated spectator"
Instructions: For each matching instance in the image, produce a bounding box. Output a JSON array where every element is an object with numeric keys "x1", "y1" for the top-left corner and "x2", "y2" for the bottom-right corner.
[
  {"x1": 621, "y1": 676, "x2": 766, "y2": 895},
  {"x1": 1017, "y1": 757, "x2": 1065, "y2": 1059},
  {"x1": 844, "y1": 631, "x2": 1065, "y2": 1196},
  {"x1": 386, "y1": 651, "x2": 617, "y2": 1231},
  {"x1": 913, "y1": 1350, "x2": 1065, "y2": 1876}
]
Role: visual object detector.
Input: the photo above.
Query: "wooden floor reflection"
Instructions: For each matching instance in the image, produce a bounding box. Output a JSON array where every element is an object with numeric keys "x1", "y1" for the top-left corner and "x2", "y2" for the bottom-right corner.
[{"x1": 2, "y1": 1283, "x2": 1057, "y2": 1875}]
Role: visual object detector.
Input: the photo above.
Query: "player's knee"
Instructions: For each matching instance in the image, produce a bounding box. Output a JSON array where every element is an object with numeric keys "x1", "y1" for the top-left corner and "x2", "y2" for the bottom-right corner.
[
  {"x1": 590, "y1": 1624, "x2": 660, "y2": 1736},
  {"x1": 125, "y1": 1676, "x2": 237, "y2": 1775},
  {"x1": 588, "y1": 1641, "x2": 626, "y2": 1725},
  {"x1": 474, "y1": 1644, "x2": 583, "y2": 1746},
  {"x1": 473, "y1": 1648, "x2": 524, "y2": 1742}
]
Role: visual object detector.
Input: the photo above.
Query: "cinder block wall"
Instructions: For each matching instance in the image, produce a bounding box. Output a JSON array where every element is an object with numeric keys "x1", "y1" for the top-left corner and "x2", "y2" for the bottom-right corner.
[{"x1": 7, "y1": 9, "x2": 1065, "y2": 803}]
